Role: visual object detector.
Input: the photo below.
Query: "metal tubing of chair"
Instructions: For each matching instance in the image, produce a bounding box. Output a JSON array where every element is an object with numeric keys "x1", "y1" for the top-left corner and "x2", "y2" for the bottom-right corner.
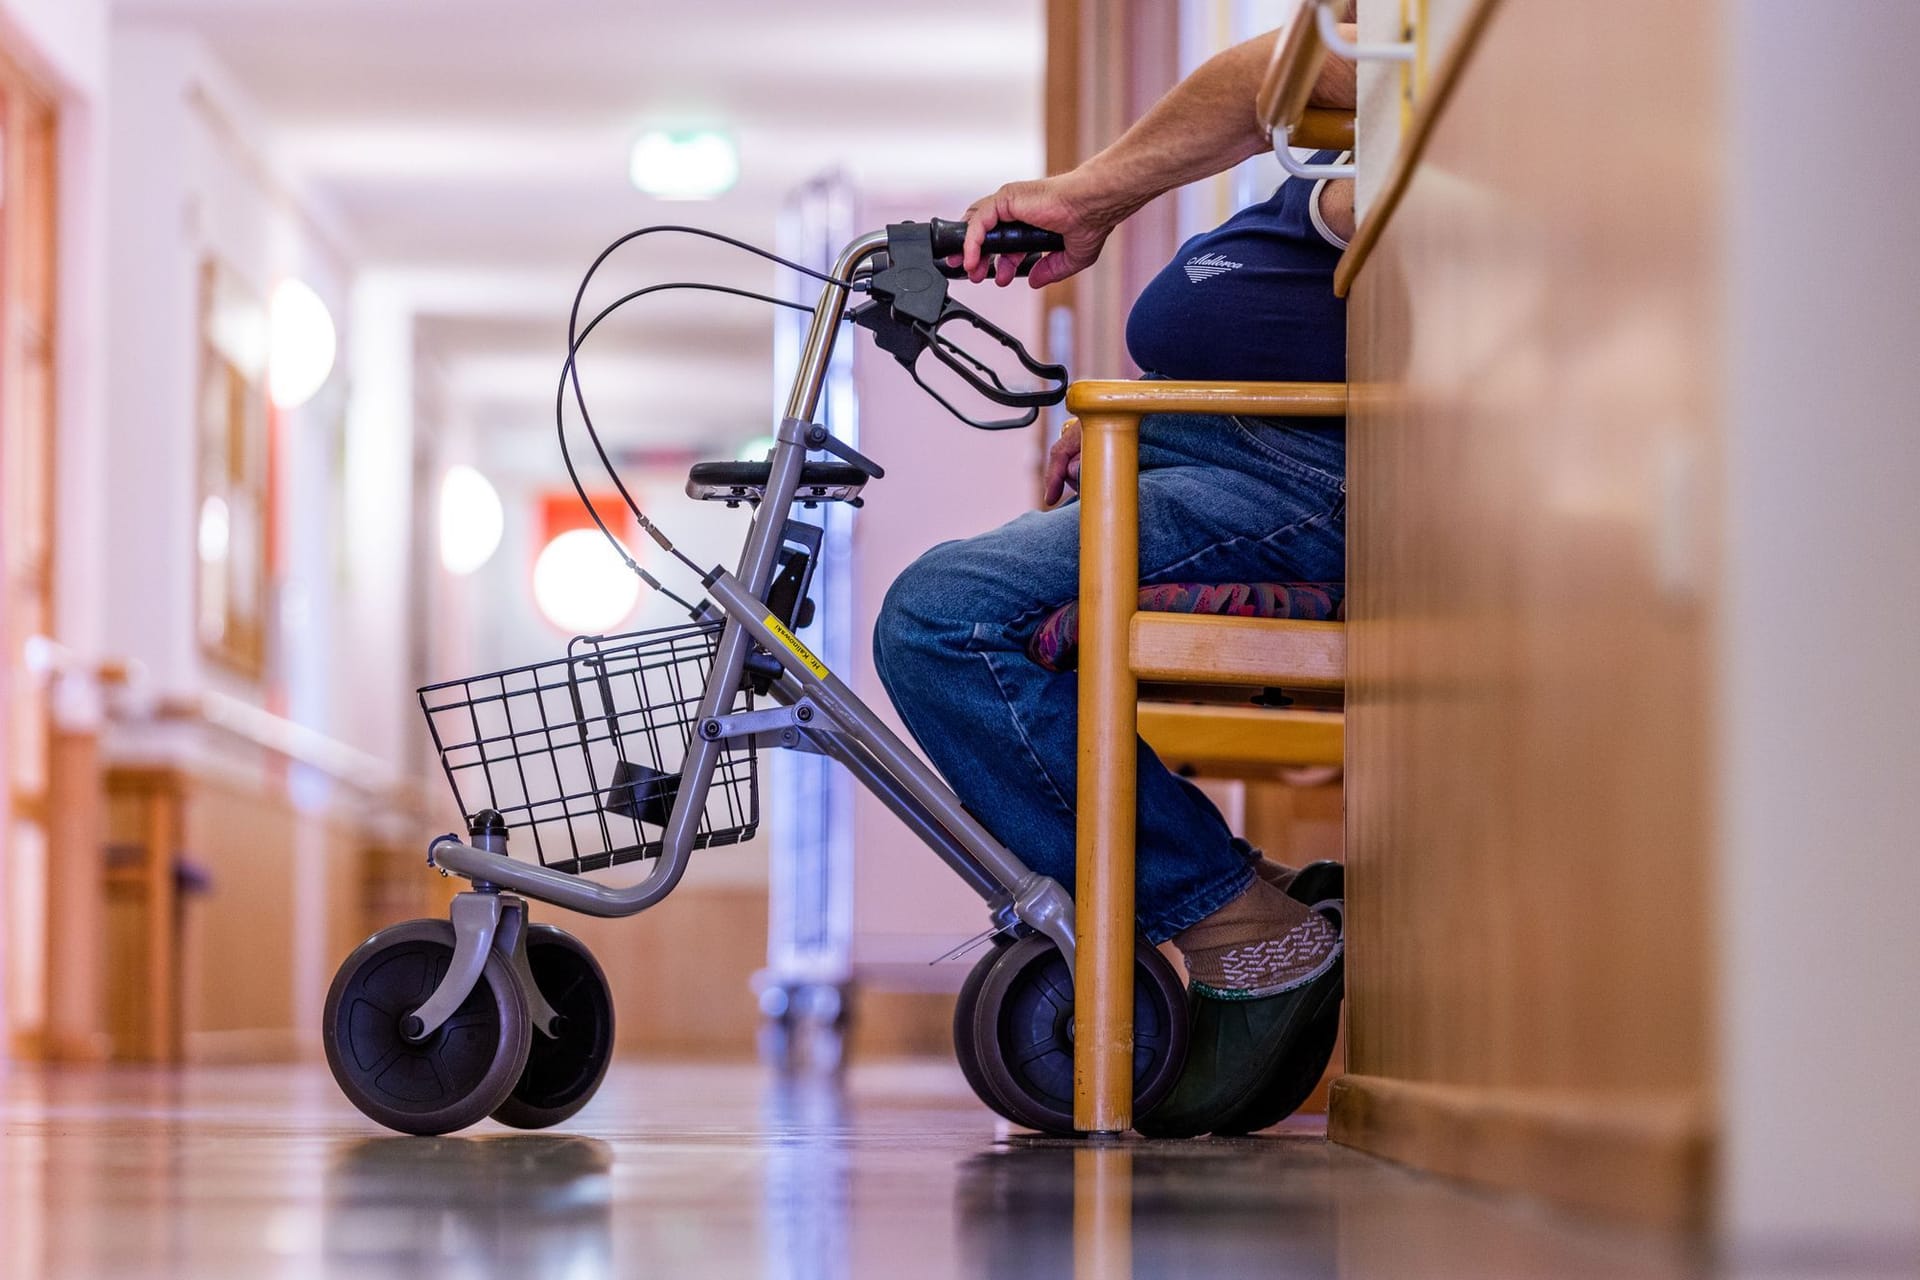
[
  {"x1": 1275, "y1": 130, "x2": 1357, "y2": 180},
  {"x1": 1074, "y1": 412, "x2": 1140, "y2": 1135},
  {"x1": 1315, "y1": 0, "x2": 1415, "y2": 62}
]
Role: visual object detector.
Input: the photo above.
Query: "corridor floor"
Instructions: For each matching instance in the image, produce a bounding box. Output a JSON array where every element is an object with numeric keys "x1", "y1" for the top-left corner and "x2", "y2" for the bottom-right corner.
[{"x1": 0, "y1": 1059, "x2": 1839, "y2": 1279}]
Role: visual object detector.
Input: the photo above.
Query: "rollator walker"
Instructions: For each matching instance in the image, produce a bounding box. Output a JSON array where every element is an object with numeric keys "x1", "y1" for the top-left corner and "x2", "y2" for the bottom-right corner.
[{"x1": 323, "y1": 219, "x2": 1189, "y2": 1136}]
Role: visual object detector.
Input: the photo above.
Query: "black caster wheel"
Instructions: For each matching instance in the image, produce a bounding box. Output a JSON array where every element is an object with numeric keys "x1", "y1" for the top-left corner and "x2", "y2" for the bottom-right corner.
[
  {"x1": 492, "y1": 925, "x2": 616, "y2": 1130},
  {"x1": 324, "y1": 918, "x2": 532, "y2": 1136},
  {"x1": 962, "y1": 933, "x2": 1189, "y2": 1135},
  {"x1": 953, "y1": 938, "x2": 1021, "y2": 1124}
]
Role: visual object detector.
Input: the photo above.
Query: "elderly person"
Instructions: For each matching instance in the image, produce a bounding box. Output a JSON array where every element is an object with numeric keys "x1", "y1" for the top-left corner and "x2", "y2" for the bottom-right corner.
[{"x1": 874, "y1": 19, "x2": 1358, "y2": 1138}]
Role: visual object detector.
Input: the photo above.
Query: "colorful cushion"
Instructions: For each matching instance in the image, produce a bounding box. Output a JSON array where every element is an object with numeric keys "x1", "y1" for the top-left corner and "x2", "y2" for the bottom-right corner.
[{"x1": 1027, "y1": 582, "x2": 1345, "y2": 673}]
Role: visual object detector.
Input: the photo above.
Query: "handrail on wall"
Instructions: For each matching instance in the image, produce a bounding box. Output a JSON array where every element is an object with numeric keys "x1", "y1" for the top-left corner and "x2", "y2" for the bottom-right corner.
[
  {"x1": 1258, "y1": 1, "x2": 1425, "y2": 184},
  {"x1": 1315, "y1": 2, "x2": 1415, "y2": 64},
  {"x1": 28, "y1": 632, "x2": 424, "y2": 808},
  {"x1": 1253, "y1": 0, "x2": 1504, "y2": 297},
  {"x1": 152, "y1": 690, "x2": 403, "y2": 802},
  {"x1": 1332, "y1": 0, "x2": 1505, "y2": 296},
  {"x1": 1258, "y1": 1, "x2": 1356, "y2": 180}
]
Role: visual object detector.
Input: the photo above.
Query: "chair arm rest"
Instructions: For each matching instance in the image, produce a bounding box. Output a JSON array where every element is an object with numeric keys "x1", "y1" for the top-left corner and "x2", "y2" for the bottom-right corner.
[{"x1": 1065, "y1": 380, "x2": 1347, "y2": 419}]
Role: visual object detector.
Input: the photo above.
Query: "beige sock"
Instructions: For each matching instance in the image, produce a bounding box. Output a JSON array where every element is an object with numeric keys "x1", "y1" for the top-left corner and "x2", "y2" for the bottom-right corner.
[{"x1": 1174, "y1": 876, "x2": 1340, "y2": 998}]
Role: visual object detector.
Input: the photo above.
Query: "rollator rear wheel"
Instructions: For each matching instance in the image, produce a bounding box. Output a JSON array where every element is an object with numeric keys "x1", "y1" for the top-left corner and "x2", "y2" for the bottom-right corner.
[
  {"x1": 961, "y1": 933, "x2": 1188, "y2": 1135},
  {"x1": 492, "y1": 926, "x2": 616, "y2": 1130},
  {"x1": 324, "y1": 919, "x2": 532, "y2": 1136}
]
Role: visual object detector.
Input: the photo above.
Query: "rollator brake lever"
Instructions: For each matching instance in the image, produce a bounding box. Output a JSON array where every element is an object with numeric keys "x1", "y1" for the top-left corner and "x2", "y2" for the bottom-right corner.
[
  {"x1": 916, "y1": 300, "x2": 1068, "y2": 430},
  {"x1": 851, "y1": 295, "x2": 1068, "y2": 430},
  {"x1": 856, "y1": 219, "x2": 1070, "y2": 430}
]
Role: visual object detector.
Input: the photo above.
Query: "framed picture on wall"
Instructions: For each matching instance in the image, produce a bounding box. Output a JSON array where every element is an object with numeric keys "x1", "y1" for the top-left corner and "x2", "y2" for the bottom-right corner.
[{"x1": 195, "y1": 259, "x2": 272, "y2": 680}]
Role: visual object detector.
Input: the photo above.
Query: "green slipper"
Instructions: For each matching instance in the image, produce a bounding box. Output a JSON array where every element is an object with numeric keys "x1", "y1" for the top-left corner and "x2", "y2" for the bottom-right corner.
[
  {"x1": 1276, "y1": 860, "x2": 1343, "y2": 911},
  {"x1": 1133, "y1": 879, "x2": 1345, "y2": 1140},
  {"x1": 1204, "y1": 860, "x2": 1346, "y2": 1136}
]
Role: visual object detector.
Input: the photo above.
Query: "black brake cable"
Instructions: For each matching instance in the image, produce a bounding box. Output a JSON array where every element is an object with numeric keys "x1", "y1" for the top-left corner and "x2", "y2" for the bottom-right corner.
[
  {"x1": 555, "y1": 277, "x2": 848, "y2": 601},
  {"x1": 558, "y1": 226, "x2": 866, "y2": 598}
]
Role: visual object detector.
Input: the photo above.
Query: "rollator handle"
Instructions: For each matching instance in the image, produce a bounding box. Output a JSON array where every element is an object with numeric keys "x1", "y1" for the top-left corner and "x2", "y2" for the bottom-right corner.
[{"x1": 928, "y1": 217, "x2": 1065, "y2": 260}]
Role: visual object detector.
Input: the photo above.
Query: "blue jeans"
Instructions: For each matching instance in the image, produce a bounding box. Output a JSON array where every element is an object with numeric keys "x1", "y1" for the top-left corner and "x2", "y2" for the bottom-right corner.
[{"x1": 872, "y1": 413, "x2": 1346, "y2": 942}]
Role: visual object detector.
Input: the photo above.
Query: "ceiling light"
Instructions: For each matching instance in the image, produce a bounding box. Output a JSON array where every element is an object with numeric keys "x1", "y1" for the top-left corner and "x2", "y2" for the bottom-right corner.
[
  {"x1": 532, "y1": 528, "x2": 641, "y2": 635},
  {"x1": 439, "y1": 465, "x2": 504, "y2": 576},
  {"x1": 268, "y1": 278, "x2": 338, "y2": 410},
  {"x1": 629, "y1": 130, "x2": 738, "y2": 201}
]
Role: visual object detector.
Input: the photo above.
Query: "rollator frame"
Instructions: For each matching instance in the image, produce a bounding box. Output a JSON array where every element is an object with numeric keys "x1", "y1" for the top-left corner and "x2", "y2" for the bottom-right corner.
[{"x1": 409, "y1": 230, "x2": 1077, "y2": 1040}]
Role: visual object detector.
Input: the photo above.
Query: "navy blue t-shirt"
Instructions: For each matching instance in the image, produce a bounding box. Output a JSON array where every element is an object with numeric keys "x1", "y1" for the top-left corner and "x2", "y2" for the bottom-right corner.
[{"x1": 1126, "y1": 154, "x2": 1348, "y2": 384}]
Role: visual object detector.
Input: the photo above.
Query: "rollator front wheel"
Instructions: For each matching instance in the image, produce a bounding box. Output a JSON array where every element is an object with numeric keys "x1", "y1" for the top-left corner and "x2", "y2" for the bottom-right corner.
[
  {"x1": 324, "y1": 919, "x2": 532, "y2": 1136},
  {"x1": 960, "y1": 933, "x2": 1188, "y2": 1135},
  {"x1": 492, "y1": 925, "x2": 616, "y2": 1130},
  {"x1": 952, "y1": 938, "x2": 1021, "y2": 1125}
]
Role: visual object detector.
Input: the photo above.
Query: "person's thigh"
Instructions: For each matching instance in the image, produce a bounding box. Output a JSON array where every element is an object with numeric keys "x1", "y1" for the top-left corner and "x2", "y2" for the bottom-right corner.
[
  {"x1": 1133, "y1": 414, "x2": 1346, "y2": 589},
  {"x1": 885, "y1": 411, "x2": 1345, "y2": 648}
]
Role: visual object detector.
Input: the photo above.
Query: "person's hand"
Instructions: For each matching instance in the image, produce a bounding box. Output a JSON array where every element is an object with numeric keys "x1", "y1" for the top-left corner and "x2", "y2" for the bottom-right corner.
[
  {"x1": 958, "y1": 170, "x2": 1124, "y2": 289},
  {"x1": 1043, "y1": 417, "x2": 1082, "y2": 507}
]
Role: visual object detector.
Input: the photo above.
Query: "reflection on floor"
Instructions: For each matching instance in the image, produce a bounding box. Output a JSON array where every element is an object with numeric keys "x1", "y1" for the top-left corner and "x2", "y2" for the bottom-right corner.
[{"x1": 0, "y1": 1059, "x2": 1774, "y2": 1279}]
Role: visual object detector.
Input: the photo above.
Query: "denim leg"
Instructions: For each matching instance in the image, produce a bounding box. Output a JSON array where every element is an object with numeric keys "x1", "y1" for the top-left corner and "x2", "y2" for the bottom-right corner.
[{"x1": 872, "y1": 413, "x2": 1345, "y2": 943}]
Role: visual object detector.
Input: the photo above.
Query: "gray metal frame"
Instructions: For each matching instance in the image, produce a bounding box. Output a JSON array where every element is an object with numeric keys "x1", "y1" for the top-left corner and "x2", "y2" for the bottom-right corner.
[{"x1": 412, "y1": 231, "x2": 1074, "y2": 1038}]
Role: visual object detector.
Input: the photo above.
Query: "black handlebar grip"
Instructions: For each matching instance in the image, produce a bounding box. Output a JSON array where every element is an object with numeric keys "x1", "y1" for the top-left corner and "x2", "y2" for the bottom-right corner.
[{"x1": 928, "y1": 217, "x2": 1065, "y2": 260}]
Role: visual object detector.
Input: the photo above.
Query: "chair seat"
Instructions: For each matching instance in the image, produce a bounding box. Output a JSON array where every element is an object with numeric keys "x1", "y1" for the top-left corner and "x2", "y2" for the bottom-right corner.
[{"x1": 1028, "y1": 582, "x2": 1344, "y2": 673}]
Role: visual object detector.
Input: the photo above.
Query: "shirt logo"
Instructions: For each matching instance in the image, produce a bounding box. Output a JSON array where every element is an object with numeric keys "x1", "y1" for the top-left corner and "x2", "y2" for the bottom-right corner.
[{"x1": 1183, "y1": 252, "x2": 1244, "y2": 283}]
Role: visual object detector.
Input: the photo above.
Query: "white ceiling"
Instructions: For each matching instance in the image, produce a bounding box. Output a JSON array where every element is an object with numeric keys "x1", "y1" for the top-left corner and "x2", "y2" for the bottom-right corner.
[{"x1": 113, "y1": 0, "x2": 1045, "y2": 453}]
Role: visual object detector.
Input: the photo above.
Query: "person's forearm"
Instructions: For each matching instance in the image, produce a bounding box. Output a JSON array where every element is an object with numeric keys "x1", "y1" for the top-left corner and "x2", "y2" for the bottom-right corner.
[{"x1": 1073, "y1": 26, "x2": 1357, "y2": 227}]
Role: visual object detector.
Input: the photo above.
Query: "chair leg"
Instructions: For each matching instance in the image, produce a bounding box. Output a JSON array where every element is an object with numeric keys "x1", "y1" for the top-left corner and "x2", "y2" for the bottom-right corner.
[{"x1": 1075, "y1": 412, "x2": 1139, "y2": 1135}]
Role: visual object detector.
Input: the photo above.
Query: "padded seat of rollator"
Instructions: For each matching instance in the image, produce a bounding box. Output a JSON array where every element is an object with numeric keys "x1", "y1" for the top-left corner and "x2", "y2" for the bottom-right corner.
[
  {"x1": 687, "y1": 459, "x2": 869, "y2": 500},
  {"x1": 1027, "y1": 582, "x2": 1344, "y2": 673}
]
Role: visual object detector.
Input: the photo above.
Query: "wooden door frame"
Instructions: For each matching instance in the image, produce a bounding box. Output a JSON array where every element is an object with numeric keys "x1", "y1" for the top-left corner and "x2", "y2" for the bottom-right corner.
[
  {"x1": 0, "y1": 40, "x2": 71, "y2": 1062},
  {"x1": 1044, "y1": 0, "x2": 1182, "y2": 384}
]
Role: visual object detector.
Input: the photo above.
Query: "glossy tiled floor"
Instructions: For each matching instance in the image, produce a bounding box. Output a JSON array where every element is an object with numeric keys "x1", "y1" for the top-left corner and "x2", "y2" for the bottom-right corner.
[{"x1": 0, "y1": 1058, "x2": 1844, "y2": 1279}]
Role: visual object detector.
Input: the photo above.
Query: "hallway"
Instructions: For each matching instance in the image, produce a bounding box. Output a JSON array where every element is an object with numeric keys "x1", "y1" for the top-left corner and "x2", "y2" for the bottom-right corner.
[
  {"x1": 1, "y1": 0, "x2": 1917, "y2": 1272},
  {"x1": 2, "y1": 1059, "x2": 1728, "y2": 1280}
]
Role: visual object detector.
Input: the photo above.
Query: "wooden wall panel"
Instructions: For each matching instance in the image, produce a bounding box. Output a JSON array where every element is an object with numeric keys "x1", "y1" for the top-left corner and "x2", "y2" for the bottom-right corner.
[
  {"x1": 180, "y1": 771, "x2": 299, "y2": 1051},
  {"x1": 559, "y1": 884, "x2": 769, "y2": 1059},
  {"x1": 1337, "y1": 0, "x2": 1720, "y2": 1224}
]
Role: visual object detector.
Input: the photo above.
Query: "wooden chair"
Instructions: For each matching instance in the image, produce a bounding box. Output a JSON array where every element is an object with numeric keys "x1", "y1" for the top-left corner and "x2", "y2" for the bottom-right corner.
[
  {"x1": 1067, "y1": 378, "x2": 1349, "y2": 1134},
  {"x1": 1060, "y1": 0, "x2": 1357, "y2": 1135}
]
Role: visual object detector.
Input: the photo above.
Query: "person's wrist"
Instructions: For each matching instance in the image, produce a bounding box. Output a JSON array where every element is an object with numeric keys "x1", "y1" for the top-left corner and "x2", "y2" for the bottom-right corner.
[{"x1": 1059, "y1": 159, "x2": 1148, "y2": 236}]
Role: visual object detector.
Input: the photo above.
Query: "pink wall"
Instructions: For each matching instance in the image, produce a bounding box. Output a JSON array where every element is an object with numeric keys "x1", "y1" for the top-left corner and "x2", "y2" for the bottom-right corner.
[{"x1": 844, "y1": 194, "x2": 1047, "y2": 985}]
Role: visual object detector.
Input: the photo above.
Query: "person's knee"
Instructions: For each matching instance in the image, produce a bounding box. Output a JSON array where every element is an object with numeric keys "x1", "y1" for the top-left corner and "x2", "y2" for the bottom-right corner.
[{"x1": 875, "y1": 518, "x2": 1063, "y2": 692}]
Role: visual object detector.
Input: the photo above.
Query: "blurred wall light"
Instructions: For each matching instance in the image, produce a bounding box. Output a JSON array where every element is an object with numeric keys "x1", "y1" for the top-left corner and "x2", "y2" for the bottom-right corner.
[
  {"x1": 532, "y1": 528, "x2": 640, "y2": 635},
  {"x1": 197, "y1": 495, "x2": 231, "y2": 568},
  {"x1": 735, "y1": 434, "x2": 778, "y2": 461},
  {"x1": 268, "y1": 278, "x2": 338, "y2": 410},
  {"x1": 439, "y1": 464, "x2": 505, "y2": 576},
  {"x1": 629, "y1": 129, "x2": 738, "y2": 200}
]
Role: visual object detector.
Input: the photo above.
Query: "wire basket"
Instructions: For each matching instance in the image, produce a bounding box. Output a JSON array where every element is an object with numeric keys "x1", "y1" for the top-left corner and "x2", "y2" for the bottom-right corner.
[{"x1": 419, "y1": 620, "x2": 758, "y2": 875}]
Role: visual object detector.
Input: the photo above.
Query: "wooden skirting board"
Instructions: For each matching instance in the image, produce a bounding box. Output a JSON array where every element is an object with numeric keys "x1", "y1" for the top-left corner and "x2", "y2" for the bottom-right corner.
[{"x1": 1328, "y1": 1075, "x2": 1713, "y2": 1228}]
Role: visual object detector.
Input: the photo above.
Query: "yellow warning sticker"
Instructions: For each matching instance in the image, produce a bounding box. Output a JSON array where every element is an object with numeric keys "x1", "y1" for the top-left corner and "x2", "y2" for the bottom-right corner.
[{"x1": 762, "y1": 613, "x2": 829, "y2": 681}]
